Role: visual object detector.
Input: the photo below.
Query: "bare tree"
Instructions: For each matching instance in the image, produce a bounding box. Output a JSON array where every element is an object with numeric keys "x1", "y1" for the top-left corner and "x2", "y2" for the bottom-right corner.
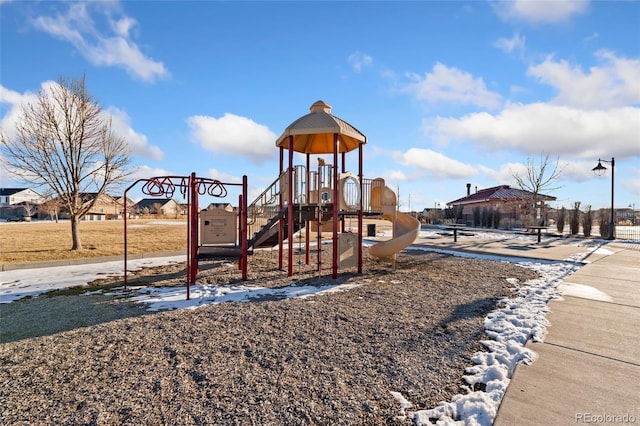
[
  {"x1": 513, "y1": 152, "x2": 565, "y2": 225},
  {"x1": 38, "y1": 196, "x2": 62, "y2": 222},
  {"x1": 20, "y1": 202, "x2": 36, "y2": 220},
  {"x1": 1, "y1": 75, "x2": 130, "y2": 249}
]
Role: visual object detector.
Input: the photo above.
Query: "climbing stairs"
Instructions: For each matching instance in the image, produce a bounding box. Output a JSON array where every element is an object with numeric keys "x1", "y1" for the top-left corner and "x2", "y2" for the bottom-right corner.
[{"x1": 248, "y1": 204, "x2": 324, "y2": 248}]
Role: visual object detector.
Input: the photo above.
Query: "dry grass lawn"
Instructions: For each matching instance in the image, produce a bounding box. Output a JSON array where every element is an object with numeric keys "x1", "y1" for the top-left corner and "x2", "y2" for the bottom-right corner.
[
  {"x1": 0, "y1": 219, "x2": 188, "y2": 264},
  {"x1": 0, "y1": 218, "x2": 395, "y2": 265}
]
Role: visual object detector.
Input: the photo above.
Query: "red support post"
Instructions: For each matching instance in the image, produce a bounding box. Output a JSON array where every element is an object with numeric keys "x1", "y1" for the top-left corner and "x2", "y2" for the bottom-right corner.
[
  {"x1": 332, "y1": 133, "x2": 339, "y2": 279},
  {"x1": 123, "y1": 188, "x2": 129, "y2": 289},
  {"x1": 287, "y1": 135, "x2": 294, "y2": 277},
  {"x1": 317, "y1": 161, "x2": 322, "y2": 272},
  {"x1": 188, "y1": 172, "x2": 199, "y2": 300},
  {"x1": 278, "y1": 147, "x2": 284, "y2": 271},
  {"x1": 241, "y1": 175, "x2": 248, "y2": 280},
  {"x1": 186, "y1": 173, "x2": 192, "y2": 298},
  {"x1": 305, "y1": 154, "x2": 310, "y2": 265},
  {"x1": 358, "y1": 143, "x2": 363, "y2": 273}
]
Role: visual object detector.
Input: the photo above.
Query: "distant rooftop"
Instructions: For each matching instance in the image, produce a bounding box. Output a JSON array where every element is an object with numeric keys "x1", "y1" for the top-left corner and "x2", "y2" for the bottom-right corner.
[{"x1": 448, "y1": 185, "x2": 556, "y2": 206}]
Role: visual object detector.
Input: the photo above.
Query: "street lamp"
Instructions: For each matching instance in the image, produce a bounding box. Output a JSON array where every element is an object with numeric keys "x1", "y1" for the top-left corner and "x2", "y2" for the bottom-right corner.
[{"x1": 592, "y1": 157, "x2": 615, "y2": 240}]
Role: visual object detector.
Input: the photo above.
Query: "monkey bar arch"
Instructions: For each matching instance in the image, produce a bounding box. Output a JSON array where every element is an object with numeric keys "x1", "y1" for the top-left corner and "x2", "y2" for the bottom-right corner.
[{"x1": 123, "y1": 172, "x2": 248, "y2": 300}]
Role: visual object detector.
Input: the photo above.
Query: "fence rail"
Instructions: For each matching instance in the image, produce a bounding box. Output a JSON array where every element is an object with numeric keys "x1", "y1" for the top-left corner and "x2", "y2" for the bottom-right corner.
[
  {"x1": 616, "y1": 225, "x2": 639, "y2": 240},
  {"x1": 614, "y1": 210, "x2": 638, "y2": 240}
]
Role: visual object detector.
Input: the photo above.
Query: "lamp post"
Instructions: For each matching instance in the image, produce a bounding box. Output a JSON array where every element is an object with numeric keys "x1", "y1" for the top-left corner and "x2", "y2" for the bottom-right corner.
[{"x1": 592, "y1": 157, "x2": 615, "y2": 240}]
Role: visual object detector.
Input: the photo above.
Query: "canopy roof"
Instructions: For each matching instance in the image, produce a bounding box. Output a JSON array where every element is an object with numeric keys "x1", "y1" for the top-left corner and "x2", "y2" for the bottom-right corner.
[
  {"x1": 447, "y1": 185, "x2": 557, "y2": 206},
  {"x1": 275, "y1": 100, "x2": 367, "y2": 154}
]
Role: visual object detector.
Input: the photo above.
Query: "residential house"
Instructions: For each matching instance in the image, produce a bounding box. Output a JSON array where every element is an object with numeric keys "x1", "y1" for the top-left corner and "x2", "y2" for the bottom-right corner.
[
  {"x1": 57, "y1": 192, "x2": 122, "y2": 221},
  {"x1": 114, "y1": 196, "x2": 136, "y2": 218},
  {"x1": 0, "y1": 188, "x2": 43, "y2": 206},
  {"x1": 134, "y1": 198, "x2": 182, "y2": 216},
  {"x1": 447, "y1": 183, "x2": 557, "y2": 228},
  {"x1": 0, "y1": 188, "x2": 43, "y2": 219}
]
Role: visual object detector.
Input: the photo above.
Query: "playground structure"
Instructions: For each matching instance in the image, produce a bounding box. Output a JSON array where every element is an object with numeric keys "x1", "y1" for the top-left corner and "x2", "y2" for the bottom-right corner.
[
  {"x1": 123, "y1": 101, "x2": 420, "y2": 298},
  {"x1": 122, "y1": 173, "x2": 248, "y2": 299},
  {"x1": 266, "y1": 100, "x2": 420, "y2": 278}
]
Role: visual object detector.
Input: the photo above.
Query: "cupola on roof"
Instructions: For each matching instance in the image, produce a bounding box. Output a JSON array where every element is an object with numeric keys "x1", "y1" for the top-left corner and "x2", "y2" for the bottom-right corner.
[{"x1": 275, "y1": 100, "x2": 367, "y2": 154}]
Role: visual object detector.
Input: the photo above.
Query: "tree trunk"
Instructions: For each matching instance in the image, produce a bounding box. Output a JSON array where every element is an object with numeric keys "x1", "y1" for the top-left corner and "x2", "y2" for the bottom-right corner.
[{"x1": 71, "y1": 217, "x2": 82, "y2": 250}]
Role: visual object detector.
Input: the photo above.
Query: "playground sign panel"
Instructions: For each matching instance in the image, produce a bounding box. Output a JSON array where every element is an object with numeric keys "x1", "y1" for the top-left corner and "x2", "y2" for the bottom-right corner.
[
  {"x1": 200, "y1": 208, "x2": 237, "y2": 245},
  {"x1": 338, "y1": 233, "x2": 358, "y2": 268}
]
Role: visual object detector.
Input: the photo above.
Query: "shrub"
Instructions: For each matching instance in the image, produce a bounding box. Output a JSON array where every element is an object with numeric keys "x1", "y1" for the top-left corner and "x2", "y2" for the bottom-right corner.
[
  {"x1": 472, "y1": 207, "x2": 481, "y2": 227},
  {"x1": 570, "y1": 202, "x2": 581, "y2": 235},
  {"x1": 556, "y1": 207, "x2": 566, "y2": 234},
  {"x1": 582, "y1": 205, "x2": 592, "y2": 237},
  {"x1": 493, "y1": 208, "x2": 502, "y2": 229},
  {"x1": 598, "y1": 208, "x2": 611, "y2": 239}
]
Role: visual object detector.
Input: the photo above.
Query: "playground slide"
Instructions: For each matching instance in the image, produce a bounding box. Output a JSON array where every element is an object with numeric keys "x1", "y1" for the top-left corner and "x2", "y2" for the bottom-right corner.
[{"x1": 368, "y1": 187, "x2": 420, "y2": 259}]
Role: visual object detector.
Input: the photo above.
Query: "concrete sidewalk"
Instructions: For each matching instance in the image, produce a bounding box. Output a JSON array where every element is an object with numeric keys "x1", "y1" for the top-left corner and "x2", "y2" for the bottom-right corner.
[
  {"x1": 492, "y1": 241, "x2": 640, "y2": 425},
  {"x1": 411, "y1": 230, "x2": 639, "y2": 424}
]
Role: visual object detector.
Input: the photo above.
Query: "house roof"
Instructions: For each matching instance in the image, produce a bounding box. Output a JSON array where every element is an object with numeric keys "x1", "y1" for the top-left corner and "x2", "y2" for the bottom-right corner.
[
  {"x1": 135, "y1": 198, "x2": 175, "y2": 209},
  {"x1": 0, "y1": 188, "x2": 35, "y2": 196},
  {"x1": 114, "y1": 196, "x2": 134, "y2": 204},
  {"x1": 447, "y1": 185, "x2": 557, "y2": 206}
]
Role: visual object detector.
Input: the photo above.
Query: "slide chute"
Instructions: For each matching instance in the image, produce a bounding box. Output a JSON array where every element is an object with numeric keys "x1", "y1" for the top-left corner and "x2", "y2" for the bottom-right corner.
[{"x1": 368, "y1": 186, "x2": 420, "y2": 260}]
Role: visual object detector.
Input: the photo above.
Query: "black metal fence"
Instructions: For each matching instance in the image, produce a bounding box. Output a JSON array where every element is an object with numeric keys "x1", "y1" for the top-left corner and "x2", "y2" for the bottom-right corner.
[{"x1": 615, "y1": 210, "x2": 639, "y2": 241}]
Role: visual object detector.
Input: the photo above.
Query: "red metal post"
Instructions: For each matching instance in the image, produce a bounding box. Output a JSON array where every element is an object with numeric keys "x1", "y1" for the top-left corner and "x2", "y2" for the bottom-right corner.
[
  {"x1": 123, "y1": 188, "x2": 129, "y2": 289},
  {"x1": 332, "y1": 133, "x2": 339, "y2": 279},
  {"x1": 241, "y1": 175, "x2": 248, "y2": 280},
  {"x1": 238, "y1": 192, "x2": 242, "y2": 271},
  {"x1": 187, "y1": 172, "x2": 199, "y2": 300},
  {"x1": 317, "y1": 161, "x2": 322, "y2": 272},
  {"x1": 185, "y1": 174, "x2": 192, "y2": 298},
  {"x1": 287, "y1": 135, "x2": 294, "y2": 277},
  {"x1": 278, "y1": 147, "x2": 284, "y2": 270},
  {"x1": 358, "y1": 143, "x2": 363, "y2": 273},
  {"x1": 305, "y1": 154, "x2": 310, "y2": 265}
]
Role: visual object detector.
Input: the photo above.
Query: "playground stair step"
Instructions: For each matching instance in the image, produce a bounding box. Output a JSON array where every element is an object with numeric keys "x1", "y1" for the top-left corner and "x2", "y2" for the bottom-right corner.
[
  {"x1": 249, "y1": 204, "x2": 331, "y2": 249},
  {"x1": 197, "y1": 245, "x2": 253, "y2": 260}
]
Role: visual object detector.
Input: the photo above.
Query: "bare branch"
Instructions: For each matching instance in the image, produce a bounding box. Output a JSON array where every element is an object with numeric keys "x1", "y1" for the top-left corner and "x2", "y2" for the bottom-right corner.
[
  {"x1": 512, "y1": 151, "x2": 565, "y2": 196},
  {"x1": 0, "y1": 74, "x2": 131, "y2": 250}
]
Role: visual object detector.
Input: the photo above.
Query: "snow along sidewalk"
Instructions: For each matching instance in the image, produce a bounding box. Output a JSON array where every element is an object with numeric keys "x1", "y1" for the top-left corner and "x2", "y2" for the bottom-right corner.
[{"x1": 494, "y1": 242, "x2": 640, "y2": 426}]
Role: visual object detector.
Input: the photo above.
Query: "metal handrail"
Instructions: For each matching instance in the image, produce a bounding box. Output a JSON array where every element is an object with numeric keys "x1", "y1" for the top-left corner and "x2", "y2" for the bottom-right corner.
[{"x1": 245, "y1": 166, "x2": 386, "y2": 241}]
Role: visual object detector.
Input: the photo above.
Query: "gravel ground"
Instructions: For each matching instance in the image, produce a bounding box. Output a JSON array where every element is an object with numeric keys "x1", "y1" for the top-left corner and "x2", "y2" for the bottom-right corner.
[{"x1": 0, "y1": 249, "x2": 538, "y2": 425}]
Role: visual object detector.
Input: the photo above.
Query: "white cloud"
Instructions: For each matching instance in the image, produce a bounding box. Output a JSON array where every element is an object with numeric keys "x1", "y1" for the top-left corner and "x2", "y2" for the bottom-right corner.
[
  {"x1": 528, "y1": 51, "x2": 640, "y2": 109},
  {"x1": 347, "y1": 51, "x2": 373, "y2": 72},
  {"x1": 186, "y1": 113, "x2": 277, "y2": 165},
  {"x1": 0, "y1": 85, "x2": 33, "y2": 141},
  {"x1": 560, "y1": 159, "x2": 603, "y2": 182},
  {"x1": 32, "y1": 2, "x2": 169, "y2": 83},
  {"x1": 129, "y1": 165, "x2": 172, "y2": 181},
  {"x1": 106, "y1": 107, "x2": 163, "y2": 160},
  {"x1": 404, "y1": 63, "x2": 502, "y2": 109},
  {"x1": 0, "y1": 82, "x2": 162, "y2": 161},
  {"x1": 492, "y1": 0, "x2": 589, "y2": 24},
  {"x1": 387, "y1": 169, "x2": 410, "y2": 182},
  {"x1": 583, "y1": 32, "x2": 599, "y2": 45},
  {"x1": 110, "y1": 16, "x2": 137, "y2": 37},
  {"x1": 206, "y1": 168, "x2": 241, "y2": 184},
  {"x1": 0, "y1": 85, "x2": 24, "y2": 105},
  {"x1": 622, "y1": 174, "x2": 640, "y2": 199},
  {"x1": 481, "y1": 158, "x2": 595, "y2": 186},
  {"x1": 494, "y1": 33, "x2": 526, "y2": 54},
  {"x1": 392, "y1": 148, "x2": 478, "y2": 179},
  {"x1": 477, "y1": 162, "x2": 524, "y2": 185},
  {"x1": 427, "y1": 103, "x2": 640, "y2": 159}
]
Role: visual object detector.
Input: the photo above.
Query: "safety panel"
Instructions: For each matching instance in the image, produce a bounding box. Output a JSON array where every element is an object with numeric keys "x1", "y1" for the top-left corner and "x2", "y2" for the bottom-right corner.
[{"x1": 200, "y1": 208, "x2": 237, "y2": 244}]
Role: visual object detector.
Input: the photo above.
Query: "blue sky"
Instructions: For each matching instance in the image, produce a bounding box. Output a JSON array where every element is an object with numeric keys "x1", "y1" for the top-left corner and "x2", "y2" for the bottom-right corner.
[{"x1": 1, "y1": 0, "x2": 639, "y2": 211}]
